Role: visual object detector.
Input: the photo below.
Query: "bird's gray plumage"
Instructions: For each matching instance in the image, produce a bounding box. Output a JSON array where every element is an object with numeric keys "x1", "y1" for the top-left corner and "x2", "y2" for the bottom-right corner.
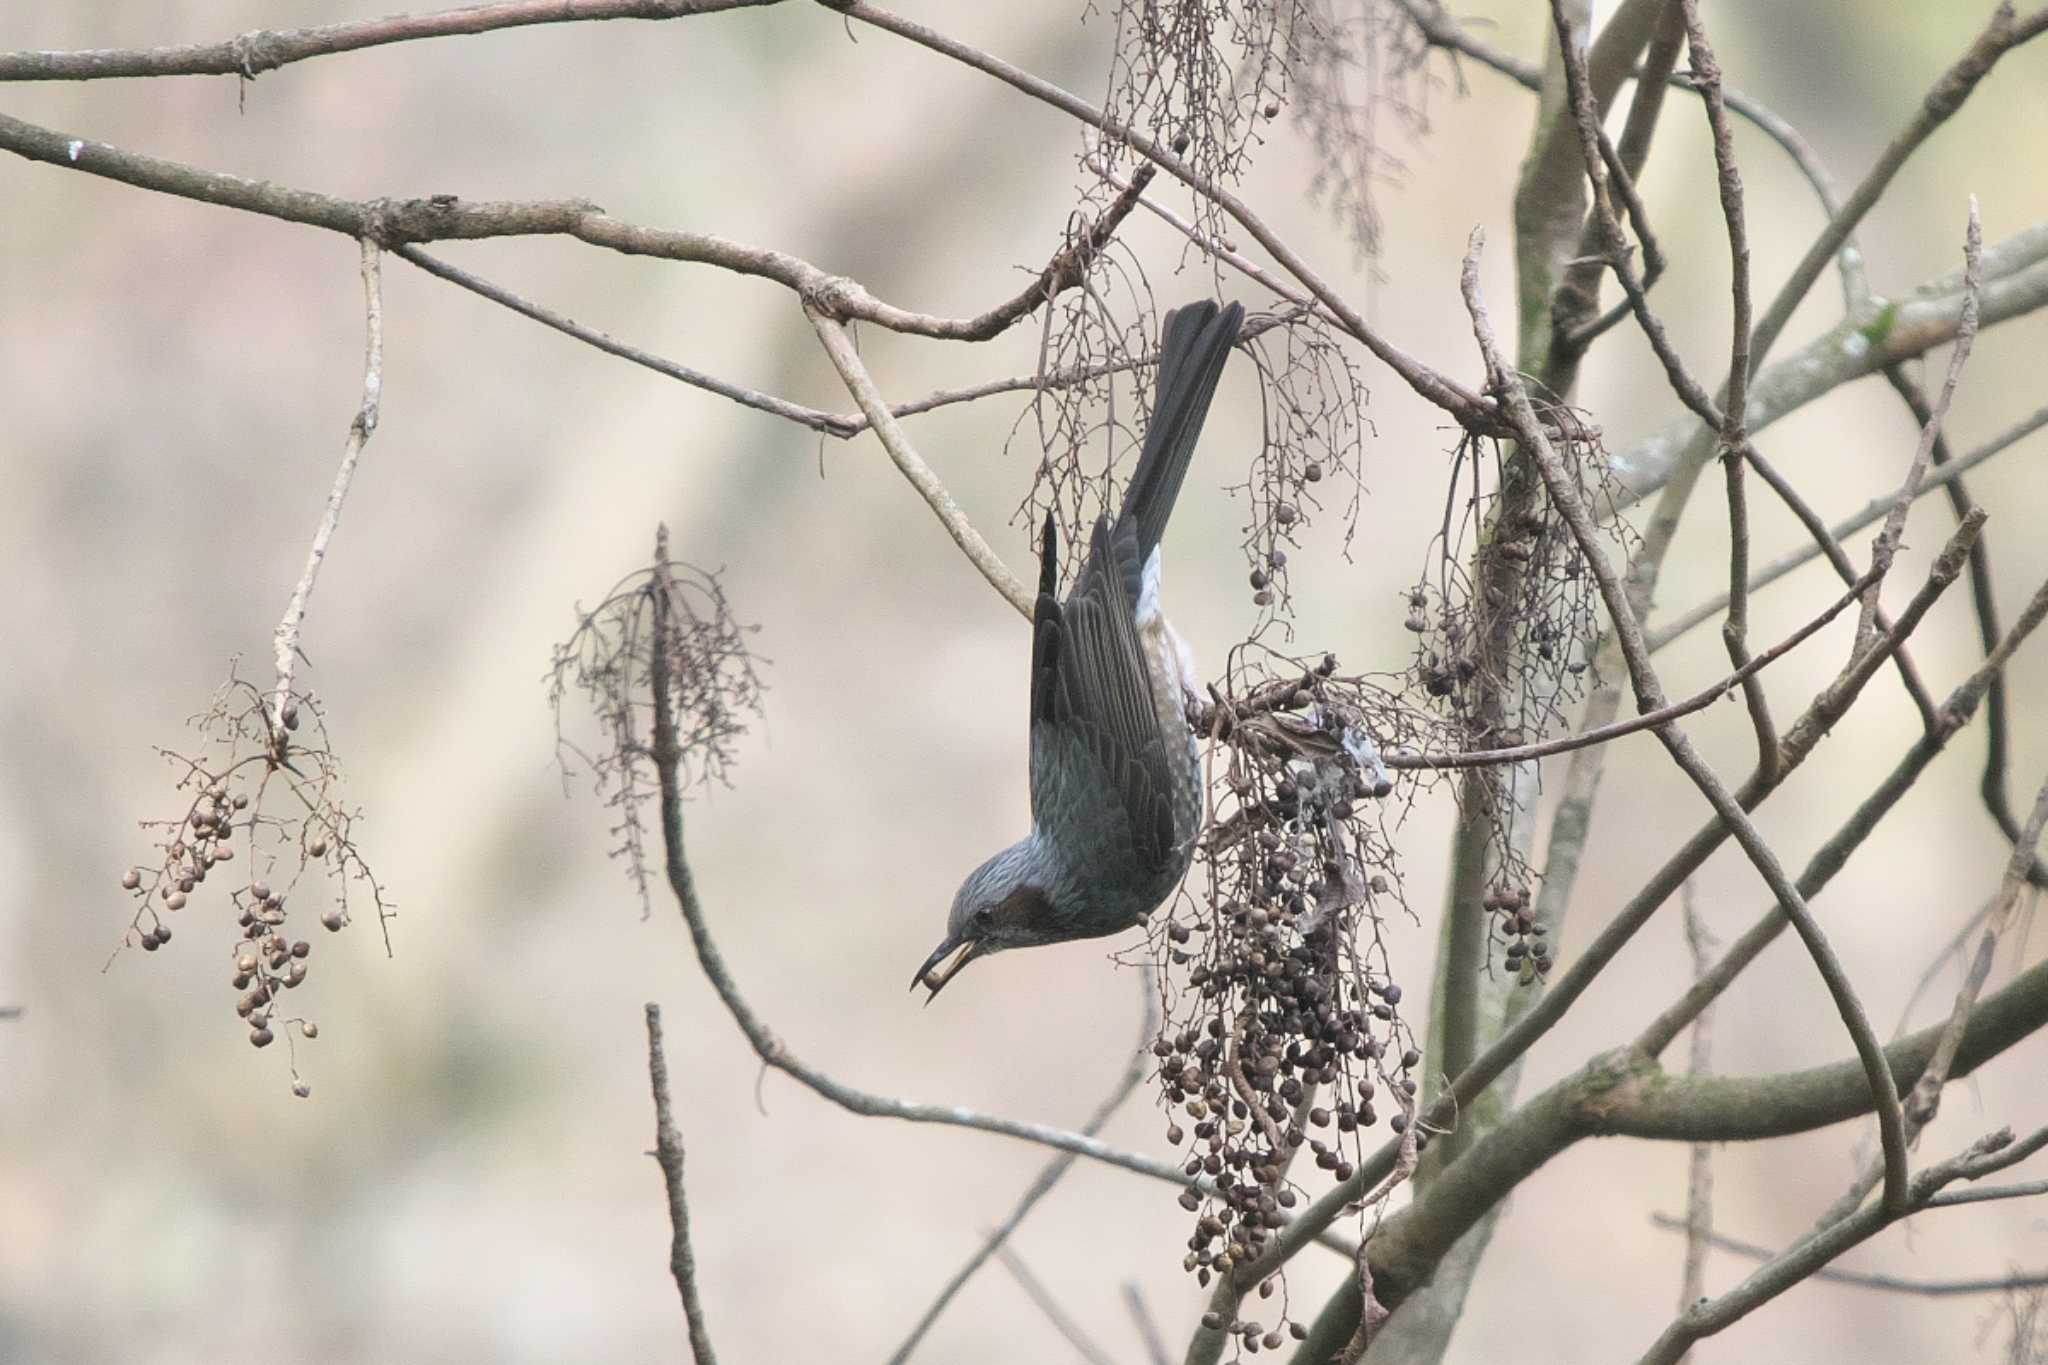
[{"x1": 917, "y1": 300, "x2": 1244, "y2": 997}]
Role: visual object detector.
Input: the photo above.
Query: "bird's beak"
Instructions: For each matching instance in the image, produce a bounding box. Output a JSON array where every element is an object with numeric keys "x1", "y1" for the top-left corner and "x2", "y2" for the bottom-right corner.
[{"x1": 912, "y1": 933, "x2": 984, "y2": 1001}]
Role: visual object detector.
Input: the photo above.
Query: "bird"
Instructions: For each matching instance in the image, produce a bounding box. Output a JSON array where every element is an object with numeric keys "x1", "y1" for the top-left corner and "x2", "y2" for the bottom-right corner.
[{"x1": 914, "y1": 299, "x2": 1244, "y2": 999}]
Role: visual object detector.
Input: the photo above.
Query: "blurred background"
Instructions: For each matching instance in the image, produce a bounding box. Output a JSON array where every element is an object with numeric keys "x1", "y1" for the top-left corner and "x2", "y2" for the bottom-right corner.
[{"x1": 3, "y1": 3, "x2": 2047, "y2": 1361}]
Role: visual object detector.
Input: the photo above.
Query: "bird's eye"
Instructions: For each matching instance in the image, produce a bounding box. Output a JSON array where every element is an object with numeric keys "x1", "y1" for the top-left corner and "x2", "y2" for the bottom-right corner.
[{"x1": 974, "y1": 906, "x2": 994, "y2": 928}]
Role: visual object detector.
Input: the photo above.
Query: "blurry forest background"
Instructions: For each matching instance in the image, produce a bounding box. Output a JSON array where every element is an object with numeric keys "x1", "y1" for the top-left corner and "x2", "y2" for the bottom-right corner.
[{"x1": 3, "y1": 3, "x2": 2046, "y2": 1362}]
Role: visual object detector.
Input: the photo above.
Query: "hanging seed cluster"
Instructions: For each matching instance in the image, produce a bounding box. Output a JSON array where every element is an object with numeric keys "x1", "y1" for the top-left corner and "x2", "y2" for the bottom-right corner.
[
  {"x1": 1157, "y1": 651, "x2": 1423, "y2": 1343},
  {"x1": 118, "y1": 668, "x2": 386, "y2": 1094},
  {"x1": 549, "y1": 530, "x2": 765, "y2": 913},
  {"x1": 1230, "y1": 308, "x2": 1369, "y2": 620},
  {"x1": 1405, "y1": 429, "x2": 1621, "y2": 753}
]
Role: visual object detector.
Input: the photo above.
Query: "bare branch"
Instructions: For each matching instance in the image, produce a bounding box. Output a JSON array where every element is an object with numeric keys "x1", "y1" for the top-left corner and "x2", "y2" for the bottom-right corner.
[
  {"x1": 271, "y1": 238, "x2": 382, "y2": 733},
  {"x1": 1462, "y1": 227, "x2": 1914, "y2": 1213},
  {"x1": 1650, "y1": 1212, "x2": 2048, "y2": 1297},
  {"x1": 645, "y1": 1002, "x2": 721, "y2": 1365},
  {"x1": 1648, "y1": 402, "x2": 2048, "y2": 651},
  {"x1": 888, "y1": 970, "x2": 1158, "y2": 1365},
  {"x1": 1854, "y1": 200, "x2": 1983, "y2": 653},
  {"x1": 1640, "y1": 568, "x2": 2048, "y2": 1059},
  {"x1": 1746, "y1": 4, "x2": 2048, "y2": 373},
  {"x1": 0, "y1": 0, "x2": 778, "y2": 81},
  {"x1": 397, "y1": 243, "x2": 861, "y2": 436},
  {"x1": 0, "y1": 109, "x2": 1129, "y2": 345},
  {"x1": 1677, "y1": 884, "x2": 1718, "y2": 1358},
  {"x1": 1123, "y1": 1284, "x2": 1171, "y2": 1365},
  {"x1": 996, "y1": 1245, "x2": 1118, "y2": 1365},
  {"x1": 809, "y1": 310, "x2": 1034, "y2": 617},
  {"x1": 1636, "y1": 1127, "x2": 2048, "y2": 1365}
]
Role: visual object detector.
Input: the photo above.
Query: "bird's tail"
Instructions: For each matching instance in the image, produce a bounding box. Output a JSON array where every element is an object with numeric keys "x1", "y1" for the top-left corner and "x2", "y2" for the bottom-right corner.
[{"x1": 1118, "y1": 299, "x2": 1245, "y2": 556}]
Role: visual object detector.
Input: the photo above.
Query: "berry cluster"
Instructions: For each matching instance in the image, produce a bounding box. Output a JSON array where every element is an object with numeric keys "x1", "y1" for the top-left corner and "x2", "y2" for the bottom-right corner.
[
  {"x1": 118, "y1": 669, "x2": 386, "y2": 1094},
  {"x1": 1159, "y1": 651, "x2": 1421, "y2": 1346}
]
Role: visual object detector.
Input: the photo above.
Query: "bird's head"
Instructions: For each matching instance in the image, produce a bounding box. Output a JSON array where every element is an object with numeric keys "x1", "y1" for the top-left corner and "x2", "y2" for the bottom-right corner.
[{"x1": 913, "y1": 846, "x2": 1059, "y2": 1000}]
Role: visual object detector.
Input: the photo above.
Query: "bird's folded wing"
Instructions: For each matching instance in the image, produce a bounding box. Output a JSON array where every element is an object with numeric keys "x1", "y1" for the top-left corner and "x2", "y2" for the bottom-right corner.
[{"x1": 1029, "y1": 515, "x2": 1180, "y2": 875}]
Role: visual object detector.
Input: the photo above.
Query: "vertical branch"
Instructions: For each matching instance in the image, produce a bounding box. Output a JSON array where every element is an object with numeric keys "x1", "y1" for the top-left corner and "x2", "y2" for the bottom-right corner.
[
  {"x1": 1676, "y1": 883, "x2": 1718, "y2": 1364},
  {"x1": 1460, "y1": 227, "x2": 1915, "y2": 1216},
  {"x1": 1906, "y1": 772, "x2": 2048, "y2": 1118},
  {"x1": 271, "y1": 237, "x2": 384, "y2": 731},
  {"x1": 645, "y1": 1002, "x2": 721, "y2": 1365},
  {"x1": 1680, "y1": 0, "x2": 1775, "y2": 780},
  {"x1": 1855, "y1": 200, "x2": 1984, "y2": 653}
]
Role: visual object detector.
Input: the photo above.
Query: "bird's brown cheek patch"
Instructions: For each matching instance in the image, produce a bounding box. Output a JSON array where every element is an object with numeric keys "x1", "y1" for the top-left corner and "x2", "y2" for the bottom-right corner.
[{"x1": 992, "y1": 883, "x2": 1054, "y2": 931}]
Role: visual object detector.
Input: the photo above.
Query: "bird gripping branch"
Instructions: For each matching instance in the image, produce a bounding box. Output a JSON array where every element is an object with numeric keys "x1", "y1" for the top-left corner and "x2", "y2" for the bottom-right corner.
[{"x1": 915, "y1": 300, "x2": 1245, "y2": 999}]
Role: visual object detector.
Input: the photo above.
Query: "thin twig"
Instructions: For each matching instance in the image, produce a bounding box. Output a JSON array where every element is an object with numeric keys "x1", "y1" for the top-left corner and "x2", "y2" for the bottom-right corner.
[
  {"x1": 271, "y1": 237, "x2": 382, "y2": 733},
  {"x1": 1854, "y1": 200, "x2": 1984, "y2": 654},
  {"x1": 1637, "y1": 568, "x2": 2048, "y2": 1060},
  {"x1": 1880, "y1": 369, "x2": 2045, "y2": 891},
  {"x1": 808, "y1": 309, "x2": 1033, "y2": 617},
  {"x1": 0, "y1": 0, "x2": 780, "y2": 80},
  {"x1": 1924, "y1": 1178, "x2": 2048, "y2": 1209},
  {"x1": 995, "y1": 1245, "x2": 1118, "y2": 1365},
  {"x1": 1636, "y1": 1126, "x2": 2048, "y2": 1364},
  {"x1": 1461, "y1": 228, "x2": 1914, "y2": 1214},
  {"x1": 1677, "y1": 2, "x2": 1775, "y2": 781},
  {"x1": 645, "y1": 1002, "x2": 720, "y2": 1365},
  {"x1": 1745, "y1": 4, "x2": 2048, "y2": 374},
  {"x1": 1909, "y1": 772, "x2": 2048, "y2": 1122},
  {"x1": 1809, "y1": 764, "x2": 2048, "y2": 1231},
  {"x1": 1648, "y1": 1212, "x2": 2048, "y2": 1296},
  {"x1": 1647, "y1": 403, "x2": 2048, "y2": 651},
  {"x1": 1122, "y1": 1283, "x2": 1171, "y2": 1365},
  {"x1": 1739, "y1": 441, "x2": 1943, "y2": 731},
  {"x1": 1677, "y1": 883, "x2": 1718, "y2": 1358},
  {"x1": 887, "y1": 969, "x2": 1159, "y2": 1365}
]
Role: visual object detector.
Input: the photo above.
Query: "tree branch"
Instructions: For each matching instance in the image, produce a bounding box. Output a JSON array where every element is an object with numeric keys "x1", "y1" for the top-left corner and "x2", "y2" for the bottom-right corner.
[
  {"x1": 0, "y1": 0, "x2": 779, "y2": 81},
  {"x1": 271, "y1": 237, "x2": 382, "y2": 734},
  {"x1": 645, "y1": 1001, "x2": 721, "y2": 1365},
  {"x1": 1648, "y1": 1212, "x2": 2048, "y2": 1296},
  {"x1": 887, "y1": 970, "x2": 1158, "y2": 1365},
  {"x1": 1635, "y1": 1126, "x2": 2048, "y2": 1364},
  {"x1": 0, "y1": 108, "x2": 1138, "y2": 343},
  {"x1": 836, "y1": 1, "x2": 1506, "y2": 433},
  {"x1": 808, "y1": 310, "x2": 1033, "y2": 617},
  {"x1": 1647, "y1": 401, "x2": 2048, "y2": 651},
  {"x1": 1639, "y1": 568, "x2": 2048, "y2": 1059},
  {"x1": 1462, "y1": 229, "x2": 1915, "y2": 1214}
]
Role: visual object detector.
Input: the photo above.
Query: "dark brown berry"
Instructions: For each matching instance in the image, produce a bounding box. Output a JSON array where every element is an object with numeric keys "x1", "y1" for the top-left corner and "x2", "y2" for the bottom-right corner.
[{"x1": 250, "y1": 1027, "x2": 274, "y2": 1048}]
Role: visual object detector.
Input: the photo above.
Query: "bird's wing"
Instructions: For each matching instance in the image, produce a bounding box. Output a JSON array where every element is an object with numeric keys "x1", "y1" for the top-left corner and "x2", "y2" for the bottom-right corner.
[{"x1": 1028, "y1": 512, "x2": 1180, "y2": 875}]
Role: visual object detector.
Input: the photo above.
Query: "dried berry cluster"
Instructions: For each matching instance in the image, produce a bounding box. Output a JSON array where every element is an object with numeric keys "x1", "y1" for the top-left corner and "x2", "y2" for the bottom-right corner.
[
  {"x1": 118, "y1": 668, "x2": 385, "y2": 1095},
  {"x1": 1233, "y1": 310, "x2": 1368, "y2": 618},
  {"x1": 1404, "y1": 430, "x2": 1618, "y2": 750},
  {"x1": 549, "y1": 528, "x2": 765, "y2": 910},
  {"x1": 1153, "y1": 650, "x2": 1423, "y2": 1345}
]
